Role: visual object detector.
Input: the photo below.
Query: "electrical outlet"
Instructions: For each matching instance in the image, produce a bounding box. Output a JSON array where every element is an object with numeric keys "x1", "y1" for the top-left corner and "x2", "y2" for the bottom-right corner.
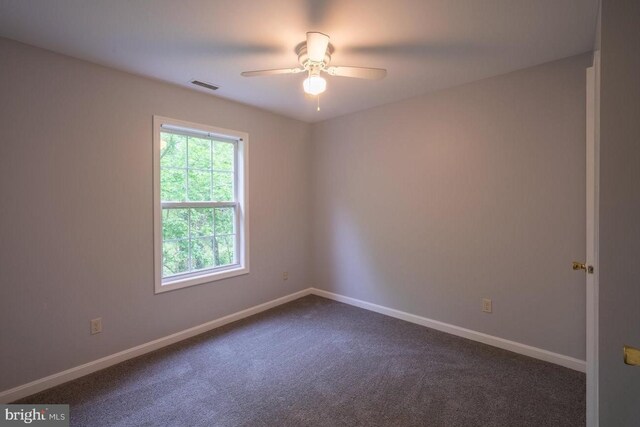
[
  {"x1": 482, "y1": 298, "x2": 492, "y2": 313},
  {"x1": 90, "y1": 318, "x2": 102, "y2": 335},
  {"x1": 283, "y1": 271, "x2": 288, "y2": 281}
]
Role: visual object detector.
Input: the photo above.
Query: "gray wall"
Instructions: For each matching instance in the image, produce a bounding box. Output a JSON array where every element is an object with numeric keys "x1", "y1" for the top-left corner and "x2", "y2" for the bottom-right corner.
[
  {"x1": 598, "y1": 0, "x2": 640, "y2": 424},
  {"x1": 0, "y1": 38, "x2": 312, "y2": 391},
  {"x1": 0, "y1": 35, "x2": 595, "y2": 393},
  {"x1": 311, "y1": 53, "x2": 591, "y2": 359}
]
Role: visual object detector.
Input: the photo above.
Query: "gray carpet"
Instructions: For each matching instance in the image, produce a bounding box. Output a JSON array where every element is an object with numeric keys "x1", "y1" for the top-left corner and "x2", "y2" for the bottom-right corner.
[{"x1": 18, "y1": 295, "x2": 585, "y2": 426}]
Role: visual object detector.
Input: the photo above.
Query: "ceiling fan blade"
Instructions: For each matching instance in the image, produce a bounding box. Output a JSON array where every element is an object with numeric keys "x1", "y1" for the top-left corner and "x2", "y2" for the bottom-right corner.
[
  {"x1": 307, "y1": 32, "x2": 330, "y2": 62},
  {"x1": 241, "y1": 67, "x2": 303, "y2": 77},
  {"x1": 325, "y1": 66, "x2": 387, "y2": 80}
]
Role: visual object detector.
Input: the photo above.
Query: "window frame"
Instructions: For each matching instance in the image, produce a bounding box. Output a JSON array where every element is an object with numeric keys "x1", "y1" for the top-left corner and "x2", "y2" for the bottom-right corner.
[{"x1": 153, "y1": 116, "x2": 249, "y2": 294}]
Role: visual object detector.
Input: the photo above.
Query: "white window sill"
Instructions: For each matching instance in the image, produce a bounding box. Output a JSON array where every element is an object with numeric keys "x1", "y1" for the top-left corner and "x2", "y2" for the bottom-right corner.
[{"x1": 155, "y1": 266, "x2": 249, "y2": 294}]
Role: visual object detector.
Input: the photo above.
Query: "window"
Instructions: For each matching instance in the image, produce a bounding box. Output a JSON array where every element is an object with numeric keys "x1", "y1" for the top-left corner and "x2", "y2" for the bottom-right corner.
[{"x1": 153, "y1": 116, "x2": 249, "y2": 293}]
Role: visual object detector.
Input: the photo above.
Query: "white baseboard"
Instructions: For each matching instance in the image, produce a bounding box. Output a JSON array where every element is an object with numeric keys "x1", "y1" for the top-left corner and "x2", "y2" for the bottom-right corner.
[
  {"x1": 0, "y1": 288, "x2": 312, "y2": 403},
  {"x1": 309, "y1": 288, "x2": 586, "y2": 373},
  {"x1": 1, "y1": 286, "x2": 585, "y2": 403}
]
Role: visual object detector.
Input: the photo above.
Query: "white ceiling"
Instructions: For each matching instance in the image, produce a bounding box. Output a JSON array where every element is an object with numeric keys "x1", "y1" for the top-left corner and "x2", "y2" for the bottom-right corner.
[{"x1": 0, "y1": 0, "x2": 598, "y2": 123}]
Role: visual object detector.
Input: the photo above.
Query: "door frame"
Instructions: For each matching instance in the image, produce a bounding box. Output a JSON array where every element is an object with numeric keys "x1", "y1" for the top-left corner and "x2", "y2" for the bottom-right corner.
[{"x1": 585, "y1": 50, "x2": 600, "y2": 427}]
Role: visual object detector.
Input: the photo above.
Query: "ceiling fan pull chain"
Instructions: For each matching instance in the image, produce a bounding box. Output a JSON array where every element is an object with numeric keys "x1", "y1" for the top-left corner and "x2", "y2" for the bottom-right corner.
[{"x1": 317, "y1": 94, "x2": 320, "y2": 111}]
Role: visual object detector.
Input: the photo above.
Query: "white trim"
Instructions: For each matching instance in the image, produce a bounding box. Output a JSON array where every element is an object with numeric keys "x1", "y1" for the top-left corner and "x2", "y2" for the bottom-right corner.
[
  {"x1": 162, "y1": 201, "x2": 236, "y2": 209},
  {"x1": 0, "y1": 288, "x2": 311, "y2": 404},
  {"x1": 309, "y1": 288, "x2": 587, "y2": 372},
  {"x1": 1, "y1": 286, "x2": 587, "y2": 403},
  {"x1": 585, "y1": 51, "x2": 600, "y2": 427},
  {"x1": 160, "y1": 124, "x2": 238, "y2": 143},
  {"x1": 160, "y1": 265, "x2": 249, "y2": 291},
  {"x1": 152, "y1": 116, "x2": 250, "y2": 294}
]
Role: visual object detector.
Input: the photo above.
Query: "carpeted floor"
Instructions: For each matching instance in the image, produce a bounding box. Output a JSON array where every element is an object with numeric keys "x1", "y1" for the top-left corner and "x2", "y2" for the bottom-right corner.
[{"x1": 18, "y1": 295, "x2": 585, "y2": 426}]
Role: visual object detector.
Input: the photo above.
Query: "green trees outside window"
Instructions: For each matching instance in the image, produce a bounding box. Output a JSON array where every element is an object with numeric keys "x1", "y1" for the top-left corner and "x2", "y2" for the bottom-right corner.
[{"x1": 160, "y1": 132, "x2": 236, "y2": 278}]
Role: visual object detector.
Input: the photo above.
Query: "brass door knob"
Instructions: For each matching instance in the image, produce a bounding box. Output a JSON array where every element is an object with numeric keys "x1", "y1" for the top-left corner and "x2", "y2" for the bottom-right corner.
[
  {"x1": 572, "y1": 261, "x2": 594, "y2": 274},
  {"x1": 624, "y1": 345, "x2": 640, "y2": 366}
]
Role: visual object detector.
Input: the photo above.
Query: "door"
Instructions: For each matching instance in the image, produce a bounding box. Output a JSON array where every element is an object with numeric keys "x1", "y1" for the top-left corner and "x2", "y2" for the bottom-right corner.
[{"x1": 597, "y1": 0, "x2": 640, "y2": 423}]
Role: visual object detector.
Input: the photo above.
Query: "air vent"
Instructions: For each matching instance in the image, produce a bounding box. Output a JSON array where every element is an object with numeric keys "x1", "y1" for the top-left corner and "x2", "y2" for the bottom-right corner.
[{"x1": 190, "y1": 80, "x2": 219, "y2": 91}]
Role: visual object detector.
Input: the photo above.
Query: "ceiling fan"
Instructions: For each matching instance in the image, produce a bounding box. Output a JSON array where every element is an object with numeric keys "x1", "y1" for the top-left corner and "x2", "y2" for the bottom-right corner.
[{"x1": 241, "y1": 32, "x2": 387, "y2": 98}]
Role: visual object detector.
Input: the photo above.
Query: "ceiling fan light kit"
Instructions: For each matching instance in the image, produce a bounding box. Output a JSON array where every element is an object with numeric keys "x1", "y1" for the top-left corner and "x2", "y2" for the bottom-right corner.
[
  {"x1": 303, "y1": 73, "x2": 327, "y2": 95},
  {"x1": 241, "y1": 32, "x2": 387, "y2": 107}
]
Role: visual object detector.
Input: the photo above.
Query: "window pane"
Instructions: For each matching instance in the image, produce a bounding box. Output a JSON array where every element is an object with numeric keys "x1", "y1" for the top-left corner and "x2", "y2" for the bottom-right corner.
[
  {"x1": 188, "y1": 137, "x2": 212, "y2": 169},
  {"x1": 163, "y1": 239, "x2": 189, "y2": 277},
  {"x1": 191, "y1": 237, "x2": 215, "y2": 270},
  {"x1": 162, "y1": 208, "x2": 189, "y2": 240},
  {"x1": 188, "y1": 169, "x2": 212, "y2": 201},
  {"x1": 161, "y1": 169, "x2": 186, "y2": 202},
  {"x1": 160, "y1": 133, "x2": 186, "y2": 168},
  {"x1": 214, "y1": 207, "x2": 234, "y2": 235},
  {"x1": 213, "y1": 141, "x2": 234, "y2": 171},
  {"x1": 191, "y1": 208, "x2": 213, "y2": 237},
  {"x1": 158, "y1": 125, "x2": 244, "y2": 285},
  {"x1": 214, "y1": 235, "x2": 235, "y2": 266},
  {"x1": 213, "y1": 172, "x2": 234, "y2": 201}
]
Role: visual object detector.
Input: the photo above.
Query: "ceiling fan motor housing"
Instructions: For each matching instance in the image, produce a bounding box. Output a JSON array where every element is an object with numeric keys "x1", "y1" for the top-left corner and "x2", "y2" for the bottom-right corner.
[{"x1": 296, "y1": 43, "x2": 333, "y2": 72}]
